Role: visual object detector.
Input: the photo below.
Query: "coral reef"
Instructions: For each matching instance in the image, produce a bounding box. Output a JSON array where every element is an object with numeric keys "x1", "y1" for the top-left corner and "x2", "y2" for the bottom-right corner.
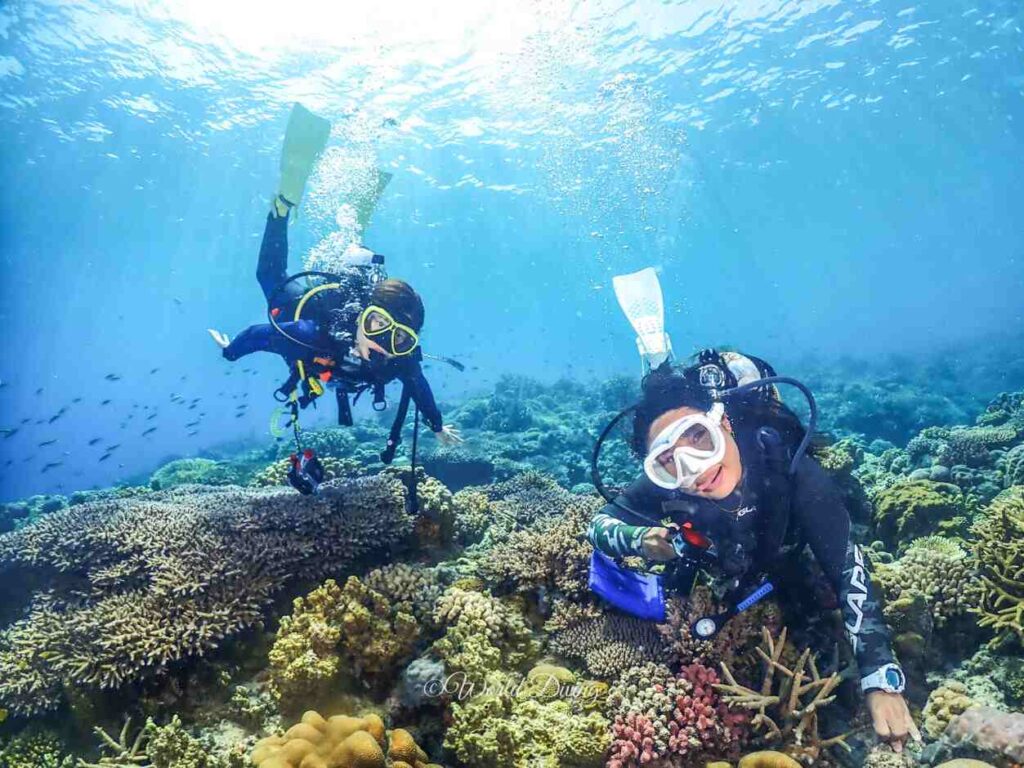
[
  {"x1": 943, "y1": 706, "x2": 1024, "y2": 764},
  {"x1": 923, "y1": 681, "x2": 976, "y2": 740},
  {"x1": 251, "y1": 709, "x2": 441, "y2": 768},
  {"x1": 149, "y1": 458, "x2": 241, "y2": 490},
  {"x1": 251, "y1": 456, "x2": 364, "y2": 487},
  {"x1": 544, "y1": 600, "x2": 674, "y2": 680},
  {"x1": 0, "y1": 476, "x2": 412, "y2": 716},
  {"x1": 362, "y1": 563, "x2": 444, "y2": 629},
  {"x1": 715, "y1": 628, "x2": 848, "y2": 764},
  {"x1": 0, "y1": 726, "x2": 75, "y2": 768},
  {"x1": 872, "y1": 480, "x2": 967, "y2": 550},
  {"x1": 432, "y1": 587, "x2": 537, "y2": 678},
  {"x1": 267, "y1": 576, "x2": 420, "y2": 706},
  {"x1": 970, "y1": 486, "x2": 1024, "y2": 648},
  {"x1": 420, "y1": 447, "x2": 494, "y2": 491},
  {"x1": 444, "y1": 670, "x2": 610, "y2": 768}
]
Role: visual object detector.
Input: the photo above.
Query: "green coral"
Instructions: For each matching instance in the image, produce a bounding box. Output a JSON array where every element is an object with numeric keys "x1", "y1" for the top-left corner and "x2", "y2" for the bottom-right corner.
[
  {"x1": 972, "y1": 486, "x2": 1024, "y2": 648},
  {"x1": 432, "y1": 587, "x2": 537, "y2": 678},
  {"x1": 149, "y1": 458, "x2": 240, "y2": 490},
  {"x1": 873, "y1": 480, "x2": 966, "y2": 550},
  {"x1": 267, "y1": 576, "x2": 420, "y2": 706},
  {"x1": 0, "y1": 727, "x2": 74, "y2": 768},
  {"x1": 445, "y1": 671, "x2": 610, "y2": 768}
]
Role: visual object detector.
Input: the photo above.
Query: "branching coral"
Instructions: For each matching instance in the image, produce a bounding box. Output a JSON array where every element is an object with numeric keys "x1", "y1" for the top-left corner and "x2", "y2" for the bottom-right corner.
[
  {"x1": 444, "y1": 671, "x2": 610, "y2": 768},
  {"x1": 544, "y1": 601, "x2": 674, "y2": 681},
  {"x1": 715, "y1": 627, "x2": 849, "y2": 765},
  {"x1": 971, "y1": 486, "x2": 1024, "y2": 648},
  {"x1": 475, "y1": 494, "x2": 601, "y2": 600},
  {"x1": 268, "y1": 576, "x2": 420, "y2": 706},
  {"x1": 432, "y1": 587, "x2": 537, "y2": 678},
  {"x1": 0, "y1": 476, "x2": 412, "y2": 716}
]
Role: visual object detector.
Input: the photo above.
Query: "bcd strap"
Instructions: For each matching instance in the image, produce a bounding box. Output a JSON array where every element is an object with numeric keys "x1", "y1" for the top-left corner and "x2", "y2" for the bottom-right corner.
[
  {"x1": 749, "y1": 426, "x2": 795, "y2": 581},
  {"x1": 380, "y1": 383, "x2": 412, "y2": 465}
]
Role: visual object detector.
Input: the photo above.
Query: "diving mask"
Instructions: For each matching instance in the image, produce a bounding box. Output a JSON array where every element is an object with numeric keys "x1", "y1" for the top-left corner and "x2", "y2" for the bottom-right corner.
[
  {"x1": 358, "y1": 305, "x2": 419, "y2": 356},
  {"x1": 643, "y1": 402, "x2": 727, "y2": 490}
]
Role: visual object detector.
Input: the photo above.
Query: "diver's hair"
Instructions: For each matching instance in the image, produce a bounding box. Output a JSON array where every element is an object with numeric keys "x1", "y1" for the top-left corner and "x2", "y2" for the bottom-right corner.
[
  {"x1": 371, "y1": 279, "x2": 425, "y2": 331},
  {"x1": 630, "y1": 363, "x2": 814, "y2": 458}
]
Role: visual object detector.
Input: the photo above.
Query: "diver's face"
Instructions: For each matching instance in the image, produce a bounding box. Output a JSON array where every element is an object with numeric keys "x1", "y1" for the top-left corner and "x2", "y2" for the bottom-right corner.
[
  {"x1": 646, "y1": 405, "x2": 742, "y2": 500},
  {"x1": 354, "y1": 322, "x2": 391, "y2": 361}
]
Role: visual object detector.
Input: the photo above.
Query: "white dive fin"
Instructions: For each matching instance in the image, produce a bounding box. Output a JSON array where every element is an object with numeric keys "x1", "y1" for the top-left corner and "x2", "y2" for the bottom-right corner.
[{"x1": 612, "y1": 267, "x2": 674, "y2": 372}]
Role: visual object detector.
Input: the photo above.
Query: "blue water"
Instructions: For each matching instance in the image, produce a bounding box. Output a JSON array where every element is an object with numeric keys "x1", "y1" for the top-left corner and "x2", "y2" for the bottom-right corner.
[{"x1": 0, "y1": 0, "x2": 1021, "y2": 500}]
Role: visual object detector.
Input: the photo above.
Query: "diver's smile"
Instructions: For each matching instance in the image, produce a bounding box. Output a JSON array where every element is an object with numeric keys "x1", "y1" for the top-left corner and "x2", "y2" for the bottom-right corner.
[{"x1": 694, "y1": 464, "x2": 723, "y2": 493}]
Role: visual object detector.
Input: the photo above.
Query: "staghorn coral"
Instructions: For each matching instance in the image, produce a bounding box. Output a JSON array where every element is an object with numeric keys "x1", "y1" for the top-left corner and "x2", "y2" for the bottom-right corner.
[
  {"x1": 872, "y1": 480, "x2": 966, "y2": 550},
  {"x1": 475, "y1": 494, "x2": 602, "y2": 600},
  {"x1": 432, "y1": 587, "x2": 537, "y2": 678},
  {"x1": 250, "y1": 456, "x2": 363, "y2": 487},
  {"x1": 544, "y1": 601, "x2": 674, "y2": 680},
  {"x1": 923, "y1": 681, "x2": 975, "y2": 740},
  {"x1": 251, "y1": 709, "x2": 441, "y2": 768},
  {"x1": 715, "y1": 627, "x2": 848, "y2": 765},
  {"x1": 444, "y1": 670, "x2": 610, "y2": 768},
  {"x1": 874, "y1": 537, "x2": 982, "y2": 630},
  {"x1": 78, "y1": 715, "x2": 227, "y2": 768},
  {"x1": 971, "y1": 486, "x2": 1024, "y2": 649},
  {"x1": 0, "y1": 476, "x2": 412, "y2": 716},
  {"x1": 268, "y1": 576, "x2": 420, "y2": 706}
]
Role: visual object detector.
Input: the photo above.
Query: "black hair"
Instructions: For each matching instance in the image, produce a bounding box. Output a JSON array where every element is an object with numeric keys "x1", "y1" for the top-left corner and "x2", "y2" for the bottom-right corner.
[
  {"x1": 371, "y1": 279, "x2": 425, "y2": 331},
  {"x1": 630, "y1": 363, "x2": 813, "y2": 458}
]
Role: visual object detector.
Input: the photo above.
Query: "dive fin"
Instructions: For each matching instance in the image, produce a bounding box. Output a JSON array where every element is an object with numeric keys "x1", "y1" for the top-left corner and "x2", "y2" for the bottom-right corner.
[
  {"x1": 612, "y1": 267, "x2": 674, "y2": 372},
  {"x1": 278, "y1": 103, "x2": 332, "y2": 208},
  {"x1": 354, "y1": 169, "x2": 393, "y2": 233}
]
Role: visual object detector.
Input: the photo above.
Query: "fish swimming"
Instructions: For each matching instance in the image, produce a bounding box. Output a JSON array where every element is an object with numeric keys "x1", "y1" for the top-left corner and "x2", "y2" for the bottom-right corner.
[
  {"x1": 187, "y1": 430, "x2": 199, "y2": 436},
  {"x1": 100, "y1": 399, "x2": 112, "y2": 406},
  {"x1": 88, "y1": 438, "x2": 102, "y2": 446},
  {"x1": 105, "y1": 444, "x2": 120, "y2": 451},
  {"x1": 1, "y1": 428, "x2": 18, "y2": 439},
  {"x1": 41, "y1": 461, "x2": 63, "y2": 473},
  {"x1": 38, "y1": 439, "x2": 57, "y2": 447},
  {"x1": 142, "y1": 427, "x2": 157, "y2": 436},
  {"x1": 150, "y1": 368, "x2": 160, "y2": 374},
  {"x1": 99, "y1": 453, "x2": 112, "y2": 462},
  {"x1": 104, "y1": 373, "x2": 121, "y2": 381}
]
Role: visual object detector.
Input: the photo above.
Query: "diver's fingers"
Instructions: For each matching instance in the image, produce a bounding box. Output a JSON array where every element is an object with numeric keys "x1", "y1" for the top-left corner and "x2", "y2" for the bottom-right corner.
[{"x1": 908, "y1": 717, "x2": 922, "y2": 743}]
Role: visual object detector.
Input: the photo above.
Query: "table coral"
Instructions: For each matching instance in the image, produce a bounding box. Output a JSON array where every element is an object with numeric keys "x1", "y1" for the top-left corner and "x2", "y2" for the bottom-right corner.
[
  {"x1": 251, "y1": 709, "x2": 441, "y2": 768},
  {"x1": 872, "y1": 479, "x2": 966, "y2": 550},
  {"x1": 714, "y1": 627, "x2": 849, "y2": 764},
  {"x1": 268, "y1": 576, "x2": 420, "y2": 706},
  {"x1": 0, "y1": 475, "x2": 412, "y2": 716},
  {"x1": 971, "y1": 486, "x2": 1024, "y2": 648}
]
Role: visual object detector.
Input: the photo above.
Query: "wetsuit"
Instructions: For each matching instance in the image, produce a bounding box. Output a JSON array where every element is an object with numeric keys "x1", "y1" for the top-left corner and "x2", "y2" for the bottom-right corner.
[
  {"x1": 587, "y1": 429, "x2": 895, "y2": 685},
  {"x1": 223, "y1": 209, "x2": 444, "y2": 432}
]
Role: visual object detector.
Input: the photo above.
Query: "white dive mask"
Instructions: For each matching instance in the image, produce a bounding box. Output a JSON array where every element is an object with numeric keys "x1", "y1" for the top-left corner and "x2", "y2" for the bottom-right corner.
[{"x1": 643, "y1": 402, "x2": 727, "y2": 490}]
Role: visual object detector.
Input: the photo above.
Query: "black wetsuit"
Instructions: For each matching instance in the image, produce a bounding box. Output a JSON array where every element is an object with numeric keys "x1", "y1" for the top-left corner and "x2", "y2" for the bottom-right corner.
[
  {"x1": 587, "y1": 429, "x2": 896, "y2": 683},
  {"x1": 223, "y1": 210, "x2": 443, "y2": 432}
]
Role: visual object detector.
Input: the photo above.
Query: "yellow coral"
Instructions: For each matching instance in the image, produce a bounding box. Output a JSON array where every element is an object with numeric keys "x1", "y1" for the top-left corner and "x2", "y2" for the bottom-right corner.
[
  {"x1": 923, "y1": 681, "x2": 974, "y2": 739},
  {"x1": 251, "y1": 711, "x2": 433, "y2": 768},
  {"x1": 737, "y1": 751, "x2": 802, "y2": 768}
]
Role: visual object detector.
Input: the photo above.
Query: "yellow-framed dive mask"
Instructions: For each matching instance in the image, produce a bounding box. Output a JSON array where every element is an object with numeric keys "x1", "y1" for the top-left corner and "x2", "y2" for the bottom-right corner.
[{"x1": 358, "y1": 305, "x2": 420, "y2": 356}]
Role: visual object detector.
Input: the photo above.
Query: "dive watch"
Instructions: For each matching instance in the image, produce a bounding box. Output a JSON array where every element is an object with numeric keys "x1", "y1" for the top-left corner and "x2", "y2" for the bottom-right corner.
[{"x1": 861, "y1": 663, "x2": 906, "y2": 694}]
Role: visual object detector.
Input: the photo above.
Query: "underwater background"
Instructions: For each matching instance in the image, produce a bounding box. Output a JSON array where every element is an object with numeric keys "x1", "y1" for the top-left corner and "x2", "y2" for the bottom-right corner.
[{"x1": 1, "y1": 2, "x2": 1023, "y2": 768}]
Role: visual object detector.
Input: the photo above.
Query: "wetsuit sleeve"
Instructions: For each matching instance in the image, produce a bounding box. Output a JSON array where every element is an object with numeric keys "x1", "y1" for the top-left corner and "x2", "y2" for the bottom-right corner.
[
  {"x1": 586, "y1": 477, "x2": 663, "y2": 558},
  {"x1": 401, "y1": 362, "x2": 443, "y2": 432},
  {"x1": 792, "y1": 455, "x2": 896, "y2": 680},
  {"x1": 256, "y1": 211, "x2": 290, "y2": 301}
]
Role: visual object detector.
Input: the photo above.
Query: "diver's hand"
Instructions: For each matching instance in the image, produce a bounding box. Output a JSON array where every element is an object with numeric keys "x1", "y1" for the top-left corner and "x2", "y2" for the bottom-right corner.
[
  {"x1": 435, "y1": 425, "x2": 463, "y2": 445},
  {"x1": 866, "y1": 691, "x2": 920, "y2": 753},
  {"x1": 641, "y1": 527, "x2": 678, "y2": 562}
]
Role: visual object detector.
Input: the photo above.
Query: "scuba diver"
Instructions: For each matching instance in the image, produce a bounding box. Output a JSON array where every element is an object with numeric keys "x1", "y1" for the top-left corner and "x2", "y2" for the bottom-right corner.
[
  {"x1": 588, "y1": 270, "x2": 920, "y2": 754},
  {"x1": 207, "y1": 104, "x2": 461, "y2": 491}
]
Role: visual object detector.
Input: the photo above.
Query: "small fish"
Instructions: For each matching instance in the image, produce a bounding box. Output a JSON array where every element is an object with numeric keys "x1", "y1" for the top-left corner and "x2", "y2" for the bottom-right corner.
[
  {"x1": 41, "y1": 461, "x2": 63, "y2": 473},
  {"x1": 188, "y1": 403, "x2": 197, "y2": 410},
  {"x1": 47, "y1": 412, "x2": 65, "y2": 424},
  {"x1": 38, "y1": 439, "x2": 57, "y2": 447},
  {"x1": 187, "y1": 430, "x2": 199, "y2": 437},
  {"x1": 105, "y1": 444, "x2": 121, "y2": 452},
  {"x1": 100, "y1": 399, "x2": 112, "y2": 406},
  {"x1": 72, "y1": 397, "x2": 82, "y2": 404},
  {"x1": 35, "y1": 419, "x2": 46, "y2": 425},
  {"x1": 142, "y1": 427, "x2": 157, "y2": 436},
  {"x1": 185, "y1": 420, "x2": 200, "y2": 428},
  {"x1": 88, "y1": 438, "x2": 102, "y2": 446},
  {"x1": 20, "y1": 418, "x2": 30, "y2": 424},
  {"x1": 4, "y1": 459, "x2": 11, "y2": 467},
  {"x1": 35, "y1": 387, "x2": 43, "y2": 395},
  {"x1": 99, "y1": 453, "x2": 112, "y2": 462},
  {"x1": 1, "y1": 427, "x2": 17, "y2": 438},
  {"x1": 173, "y1": 297, "x2": 183, "y2": 306},
  {"x1": 149, "y1": 368, "x2": 160, "y2": 374},
  {"x1": 234, "y1": 412, "x2": 246, "y2": 418},
  {"x1": 146, "y1": 413, "x2": 158, "y2": 421},
  {"x1": 104, "y1": 373, "x2": 121, "y2": 381}
]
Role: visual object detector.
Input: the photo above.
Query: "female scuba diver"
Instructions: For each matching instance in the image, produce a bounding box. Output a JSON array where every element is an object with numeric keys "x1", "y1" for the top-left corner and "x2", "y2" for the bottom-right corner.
[
  {"x1": 588, "y1": 349, "x2": 919, "y2": 753},
  {"x1": 207, "y1": 104, "x2": 461, "y2": 454}
]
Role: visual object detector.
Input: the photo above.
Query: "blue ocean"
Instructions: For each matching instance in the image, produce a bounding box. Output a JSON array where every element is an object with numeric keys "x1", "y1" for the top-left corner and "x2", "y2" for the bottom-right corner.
[{"x1": 0, "y1": 2, "x2": 1022, "y2": 767}]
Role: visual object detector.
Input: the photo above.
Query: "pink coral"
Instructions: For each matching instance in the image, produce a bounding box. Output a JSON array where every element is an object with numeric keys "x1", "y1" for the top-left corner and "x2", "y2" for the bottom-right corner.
[
  {"x1": 608, "y1": 712, "x2": 658, "y2": 768},
  {"x1": 668, "y1": 663, "x2": 746, "y2": 757}
]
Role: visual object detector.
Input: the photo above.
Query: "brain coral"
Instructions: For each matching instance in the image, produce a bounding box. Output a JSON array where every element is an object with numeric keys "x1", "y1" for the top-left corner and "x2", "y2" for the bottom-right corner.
[
  {"x1": 251, "y1": 710, "x2": 441, "y2": 768},
  {"x1": 0, "y1": 476, "x2": 412, "y2": 716}
]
